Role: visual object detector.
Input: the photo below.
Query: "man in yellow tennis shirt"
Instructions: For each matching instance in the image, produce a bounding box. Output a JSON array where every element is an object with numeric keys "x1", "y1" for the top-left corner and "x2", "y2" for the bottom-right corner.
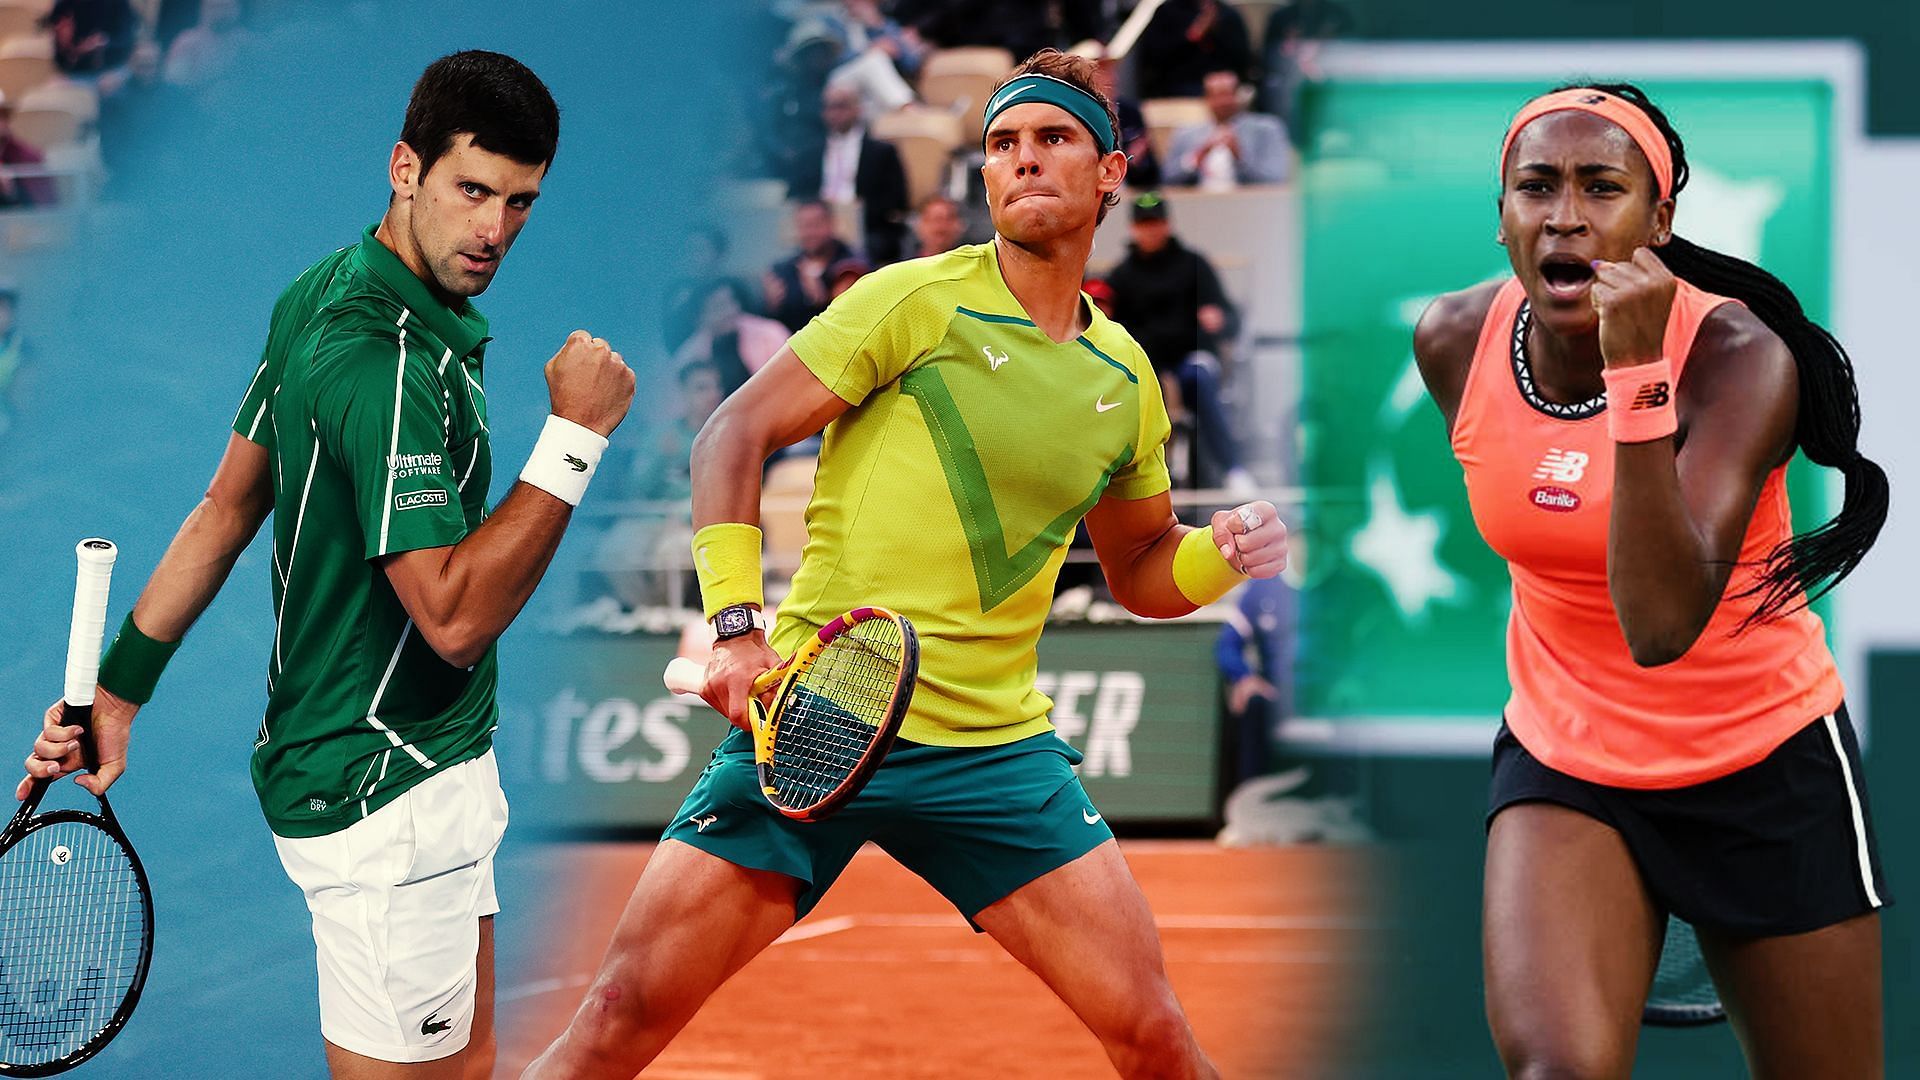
[{"x1": 528, "y1": 48, "x2": 1287, "y2": 1080}]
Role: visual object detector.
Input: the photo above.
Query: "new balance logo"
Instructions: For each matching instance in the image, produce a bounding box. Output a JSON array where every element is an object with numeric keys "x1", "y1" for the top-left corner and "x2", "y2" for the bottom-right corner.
[
  {"x1": 1629, "y1": 381, "x2": 1671, "y2": 410},
  {"x1": 564, "y1": 453, "x2": 589, "y2": 473},
  {"x1": 691, "y1": 814, "x2": 718, "y2": 833},
  {"x1": 1531, "y1": 448, "x2": 1589, "y2": 483},
  {"x1": 983, "y1": 346, "x2": 1009, "y2": 371},
  {"x1": 420, "y1": 1013, "x2": 453, "y2": 1036}
]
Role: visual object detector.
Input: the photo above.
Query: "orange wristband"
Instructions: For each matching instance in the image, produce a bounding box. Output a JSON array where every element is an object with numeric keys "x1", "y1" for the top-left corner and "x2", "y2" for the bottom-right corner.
[{"x1": 1604, "y1": 359, "x2": 1677, "y2": 443}]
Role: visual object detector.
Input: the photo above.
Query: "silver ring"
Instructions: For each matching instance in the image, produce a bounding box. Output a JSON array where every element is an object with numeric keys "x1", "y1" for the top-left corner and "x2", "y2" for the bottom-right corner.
[{"x1": 1237, "y1": 505, "x2": 1262, "y2": 532}]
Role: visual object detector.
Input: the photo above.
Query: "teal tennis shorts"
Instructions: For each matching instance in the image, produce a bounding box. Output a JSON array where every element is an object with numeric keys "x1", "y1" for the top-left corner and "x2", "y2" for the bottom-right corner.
[{"x1": 661, "y1": 729, "x2": 1114, "y2": 924}]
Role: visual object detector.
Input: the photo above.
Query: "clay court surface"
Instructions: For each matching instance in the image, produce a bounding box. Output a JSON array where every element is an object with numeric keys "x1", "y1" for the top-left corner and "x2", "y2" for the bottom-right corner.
[{"x1": 498, "y1": 841, "x2": 1374, "y2": 1078}]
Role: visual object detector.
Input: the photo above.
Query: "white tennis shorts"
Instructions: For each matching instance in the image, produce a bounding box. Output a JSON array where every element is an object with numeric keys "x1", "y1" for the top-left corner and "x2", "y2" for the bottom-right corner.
[{"x1": 272, "y1": 750, "x2": 509, "y2": 1063}]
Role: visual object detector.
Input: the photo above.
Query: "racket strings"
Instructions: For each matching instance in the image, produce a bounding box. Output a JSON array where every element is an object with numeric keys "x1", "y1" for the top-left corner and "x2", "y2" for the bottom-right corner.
[
  {"x1": 0, "y1": 819, "x2": 147, "y2": 1064},
  {"x1": 770, "y1": 619, "x2": 905, "y2": 808}
]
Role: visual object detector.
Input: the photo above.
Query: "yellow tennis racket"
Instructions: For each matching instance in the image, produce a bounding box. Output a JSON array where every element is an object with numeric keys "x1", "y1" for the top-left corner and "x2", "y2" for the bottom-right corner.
[{"x1": 665, "y1": 607, "x2": 917, "y2": 822}]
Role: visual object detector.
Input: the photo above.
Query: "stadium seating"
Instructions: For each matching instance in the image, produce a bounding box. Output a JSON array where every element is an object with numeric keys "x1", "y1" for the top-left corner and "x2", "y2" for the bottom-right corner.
[
  {"x1": 917, "y1": 46, "x2": 1013, "y2": 136},
  {"x1": 0, "y1": 34, "x2": 53, "y2": 102},
  {"x1": 870, "y1": 105, "x2": 964, "y2": 209},
  {"x1": 17, "y1": 77, "x2": 94, "y2": 122},
  {"x1": 1140, "y1": 97, "x2": 1211, "y2": 163},
  {"x1": 13, "y1": 102, "x2": 78, "y2": 148},
  {"x1": 0, "y1": 7, "x2": 42, "y2": 43}
]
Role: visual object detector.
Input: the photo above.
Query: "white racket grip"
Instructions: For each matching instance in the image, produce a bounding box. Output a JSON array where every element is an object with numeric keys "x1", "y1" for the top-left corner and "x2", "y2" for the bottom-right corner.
[
  {"x1": 66, "y1": 538, "x2": 118, "y2": 707},
  {"x1": 663, "y1": 657, "x2": 706, "y2": 697}
]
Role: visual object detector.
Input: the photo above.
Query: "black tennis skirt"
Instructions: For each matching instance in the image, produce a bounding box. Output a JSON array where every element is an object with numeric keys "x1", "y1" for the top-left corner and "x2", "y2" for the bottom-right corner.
[{"x1": 1488, "y1": 704, "x2": 1891, "y2": 937}]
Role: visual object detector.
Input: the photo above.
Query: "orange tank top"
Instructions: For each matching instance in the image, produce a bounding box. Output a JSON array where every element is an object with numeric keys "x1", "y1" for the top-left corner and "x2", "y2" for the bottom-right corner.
[{"x1": 1452, "y1": 278, "x2": 1843, "y2": 789}]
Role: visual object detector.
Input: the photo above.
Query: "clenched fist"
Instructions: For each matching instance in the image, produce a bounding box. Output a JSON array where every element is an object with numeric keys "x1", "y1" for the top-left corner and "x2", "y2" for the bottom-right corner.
[
  {"x1": 1211, "y1": 500, "x2": 1288, "y2": 579},
  {"x1": 1590, "y1": 248, "x2": 1676, "y2": 369},
  {"x1": 547, "y1": 330, "x2": 635, "y2": 437}
]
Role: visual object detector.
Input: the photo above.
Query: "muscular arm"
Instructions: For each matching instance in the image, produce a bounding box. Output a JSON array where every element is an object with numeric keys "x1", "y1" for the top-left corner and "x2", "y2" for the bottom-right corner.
[
  {"x1": 1411, "y1": 281, "x2": 1501, "y2": 433},
  {"x1": 1084, "y1": 491, "x2": 1202, "y2": 620},
  {"x1": 1608, "y1": 305, "x2": 1796, "y2": 665},
  {"x1": 377, "y1": 484, "x2": 574, "y2": 668},
  {"x1": 128, "y1": 432, "x2": 275, "y2": 640},
  {"x1": 380, "y1": 330, "x2": 633, "y2": 669},
  {"x1": 689, "y1": 344, "x2": 850, "y2": 530}
]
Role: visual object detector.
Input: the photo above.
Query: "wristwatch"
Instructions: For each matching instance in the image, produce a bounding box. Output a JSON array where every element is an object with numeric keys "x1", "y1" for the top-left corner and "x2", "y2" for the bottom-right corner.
[{"x1": 711, "y1": 604, "x2": 769, "y2": 641}]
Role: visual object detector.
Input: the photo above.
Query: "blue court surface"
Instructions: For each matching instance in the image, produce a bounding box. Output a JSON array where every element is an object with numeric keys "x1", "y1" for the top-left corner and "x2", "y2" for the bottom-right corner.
[{"x1": 0, "y1": 4, "x2": 736, "y2": 1074}]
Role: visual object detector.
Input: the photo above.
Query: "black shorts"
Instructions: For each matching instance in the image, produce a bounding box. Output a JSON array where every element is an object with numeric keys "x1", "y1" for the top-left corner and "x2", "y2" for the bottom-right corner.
[{"x1": 1488, "y1": 705, "x2": 1891, "y2": 937}]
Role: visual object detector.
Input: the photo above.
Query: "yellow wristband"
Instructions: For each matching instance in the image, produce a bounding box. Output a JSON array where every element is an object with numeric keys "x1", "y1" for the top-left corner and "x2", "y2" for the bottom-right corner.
[
  {"x1": 692, "y1": 522, "x2": 765, "y2": 620},
  {"x1": 1172, "y1": 525, "x2": 1246, "y2": 606}
]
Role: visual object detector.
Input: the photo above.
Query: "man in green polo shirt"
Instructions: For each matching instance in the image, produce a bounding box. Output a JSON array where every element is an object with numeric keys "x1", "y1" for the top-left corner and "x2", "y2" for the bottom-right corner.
[{"x1": 19, "y1": 51, "x2": 633, "y2": 1078}]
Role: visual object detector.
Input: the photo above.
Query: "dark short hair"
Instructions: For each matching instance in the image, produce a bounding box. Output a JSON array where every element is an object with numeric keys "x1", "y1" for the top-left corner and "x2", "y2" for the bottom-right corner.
[{"x1": 399, "y1": 51, "x2": 560, "y2": 179}]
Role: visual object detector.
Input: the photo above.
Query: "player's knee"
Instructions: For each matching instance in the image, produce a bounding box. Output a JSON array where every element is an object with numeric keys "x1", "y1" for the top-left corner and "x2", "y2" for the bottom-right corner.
[{"x1": 1105, "y1": 1000, "x2": 1201, "y2": 1076}]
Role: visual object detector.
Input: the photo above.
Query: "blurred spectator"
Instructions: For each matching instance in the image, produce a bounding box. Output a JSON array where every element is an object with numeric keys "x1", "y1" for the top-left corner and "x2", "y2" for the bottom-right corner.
[
  {"x1": 43, "y1": 0, "x2": 138, "y2": 78},
  {"x1": 828, "y1": 255, "x2": 871, "y2": 300},
  {"x1": 825, "y1": 0, "x2": 929, "y2": 80},
  {"x1": 1261, "y1": 0, "x2": 1354, "y2": 138},
  {"x1": 1216, "y1": 573, "x2": 1294, "y2": 784},
  {"x1": 788, "y1": 12, "x2": 913, "y2": 120},
  {"x1": 0, "y1": 283, "x2": 24, "y2": 436},
  {"x1": 788, "y1": 84, "x2": 910, "y2": 264},
  {"x1": 912, "y1": 194, "x2": 966, "y2": 259},
  {"x1": 1105, "y1": 193, "x2": 1252, "y2": 492},
  {"x1": 163, "y1": 0, "x2": 254, "y2": 87},
  {"x1": 675, "y1": 280, "x2": 790, "y2": 398},
  {"x1": 660, "y1": 227, "x2": 740, "y2": 352},
  {"x1": 764, "y1": 21, "x2": 840, "y2": 183},
  {"x1": 1167, "y1": 70, "x2": 1290, "y2": 189},
  {"x1": 0, "y1": 95, "x2": 58, "y2": 209},
  {"x1": 895, "y1": 0, "x2": 1103, "y2": 60},
  {"x1": 1135, "y1": 0, "x2": 1253, "y2": 100},
  {"x1": 594, "y1": 361, "x2": 726, "y2": 609},
  {"x1": 1074, "y1": 39, "x2": 1161, "y2": 189},
  {"x1": 1082, "y1": 276, "x2": 1113, "y2": 318},
  {"x1": 765, "y1": 199, "x2": 855, "y2": 332}
]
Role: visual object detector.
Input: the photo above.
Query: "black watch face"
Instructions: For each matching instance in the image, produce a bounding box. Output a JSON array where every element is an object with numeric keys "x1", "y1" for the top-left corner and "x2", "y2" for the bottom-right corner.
[{"x1": 714, "y1": 607, "x2": 754, "y2": 638}]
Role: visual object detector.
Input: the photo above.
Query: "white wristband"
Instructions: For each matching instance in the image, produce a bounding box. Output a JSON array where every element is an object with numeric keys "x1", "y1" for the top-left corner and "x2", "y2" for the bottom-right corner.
[{"x1": 519, "y1": 414, "x2": 609, "y2": 506}]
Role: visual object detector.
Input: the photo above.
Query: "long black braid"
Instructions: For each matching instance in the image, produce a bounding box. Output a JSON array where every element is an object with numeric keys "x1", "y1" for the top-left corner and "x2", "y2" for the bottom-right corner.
[{"x1": 1555, "y1": 81, "x2": 1890, "y2": 624}]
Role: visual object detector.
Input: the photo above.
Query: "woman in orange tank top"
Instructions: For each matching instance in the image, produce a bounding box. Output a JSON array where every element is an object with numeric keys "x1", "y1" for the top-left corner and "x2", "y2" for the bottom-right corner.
[{"x1": 1415, "y1": 84, "x2": 1891, "y2": 1078}]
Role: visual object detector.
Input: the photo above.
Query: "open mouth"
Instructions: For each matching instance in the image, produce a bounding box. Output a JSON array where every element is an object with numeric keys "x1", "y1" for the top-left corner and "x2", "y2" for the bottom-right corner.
[
  {"x1": 1538, "y1": 255, "x2": 1594, "y2": 300},
  {"x1": 458, "y1": 252, "x2": 497, "y2": 274}
]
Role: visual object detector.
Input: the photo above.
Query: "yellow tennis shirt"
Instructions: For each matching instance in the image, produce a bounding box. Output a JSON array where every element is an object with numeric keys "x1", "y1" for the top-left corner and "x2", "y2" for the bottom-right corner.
[{"x1": 779, "y1": 242, "x2": 1171, "y2": 747}]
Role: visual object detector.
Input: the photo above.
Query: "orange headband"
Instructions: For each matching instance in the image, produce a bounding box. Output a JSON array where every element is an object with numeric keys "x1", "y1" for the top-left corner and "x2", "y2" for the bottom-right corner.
[{"x1": 1499, "y1": 88, "x2": 1674, "y2": 199}]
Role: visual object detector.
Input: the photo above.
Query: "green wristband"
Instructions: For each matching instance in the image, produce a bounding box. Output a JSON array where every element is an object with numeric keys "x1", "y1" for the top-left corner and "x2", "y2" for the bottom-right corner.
[{"x1": 96, "y1": 612, "x2": 181, "y2": 705}]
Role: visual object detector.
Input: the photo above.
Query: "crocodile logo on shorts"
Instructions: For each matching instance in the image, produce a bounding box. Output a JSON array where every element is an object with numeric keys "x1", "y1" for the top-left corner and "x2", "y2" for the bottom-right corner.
[
  {"x1": 564, "y1": 453, "x2": 589, "y2": 473},
  {"x1": 420, "y1": 1012, "x2": 454, "y2": 1036}
]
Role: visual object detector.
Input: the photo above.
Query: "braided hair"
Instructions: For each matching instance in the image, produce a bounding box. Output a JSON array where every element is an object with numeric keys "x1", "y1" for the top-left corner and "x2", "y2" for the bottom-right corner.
[{"x1": 1554, "y1": 81, "x2": 1889, "y2": 624}]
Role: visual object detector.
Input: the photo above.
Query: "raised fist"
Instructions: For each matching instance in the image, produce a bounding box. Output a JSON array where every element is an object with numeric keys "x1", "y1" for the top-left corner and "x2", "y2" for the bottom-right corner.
[{"x1": 546, "y1": 330, "x2": 635, "y2": 437}]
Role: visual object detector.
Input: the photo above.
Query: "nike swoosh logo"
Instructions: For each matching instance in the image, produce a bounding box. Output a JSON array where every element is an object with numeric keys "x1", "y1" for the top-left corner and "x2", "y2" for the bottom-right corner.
[
  {"x1": 999, "y1": 84, "x2": 1035, "y2": 104},
  {"x1": 1095, "y1": 397, "x2": 1121, "y2": 413},
  {"x1": 1082, "y1": 808, "x2": 1103, "y2": 824},
  {"x1": 695, "y1": 546, "x2": 713, "y2": 573}
]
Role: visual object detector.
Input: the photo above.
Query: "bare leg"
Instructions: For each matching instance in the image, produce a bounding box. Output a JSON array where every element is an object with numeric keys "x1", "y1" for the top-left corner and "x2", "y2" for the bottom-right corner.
[
  {"x1": 322, "y1": 917, "x2": 495, "y2": 1080},
  {"x1": 1483, "y1": 803, "x2": 1661, "y2": 1080},
  {"x1": 972, "y1": 840, "x2": 1217, "y2": 1080},
  {"x1": 520, "y1": 840, "x2": 802, "y2": 1078},
  {"x1": 467, "y1": 917, "x2": 495, "y2": 1080},
  {"x1": 1698, "y1": 913, "x2": 1883, "y2": 1080}
]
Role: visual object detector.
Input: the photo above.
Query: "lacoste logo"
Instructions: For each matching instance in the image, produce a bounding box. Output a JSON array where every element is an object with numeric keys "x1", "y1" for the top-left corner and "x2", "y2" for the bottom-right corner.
[
  {"x1": 1094, "y1": 396, "x2": 1120, "y2": 413},
  {"x1": 564, "y1": 453, "x2": 589, "y2": 473},
  {"x1": 420, "y1": 1013, "x2": 453, "y2": 1036},
  {"x1": 983, "y1": 346, "x2": 1009, "y2": 371},
  {"x1": 1531, "y1": 448, "x2": 1589, "y2": 484},
  {"x1": 394, "y1": 490, "x2": 450, "y2": 511},
  {"x1": 1629, "y1": 381, "x2": 1671, "y2": 410},
  {"x1": 1081, "y1": 808, "x2": 1102, "y2": 825},
  {"x1": 691, "y1": 814, "x2": 718, "y2": 833}
]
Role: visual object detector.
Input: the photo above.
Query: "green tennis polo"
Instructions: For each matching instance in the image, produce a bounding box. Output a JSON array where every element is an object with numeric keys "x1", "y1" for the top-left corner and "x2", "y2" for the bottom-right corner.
[{"x1": 232, "y1": 224, "x2": 497, "y2": 838}]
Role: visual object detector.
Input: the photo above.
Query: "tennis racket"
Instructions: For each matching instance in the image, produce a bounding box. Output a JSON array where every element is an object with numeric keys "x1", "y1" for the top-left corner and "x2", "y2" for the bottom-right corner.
[
  {"x1": 665, "y1": 607, "x2": 917, "y2": 822},
  {"x1": 0, "y1": 539, "x2": 154, "y2": 1075},
  {"x1": 1642, "y1": 914, "x2": 1726, "y2": 1026}
]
